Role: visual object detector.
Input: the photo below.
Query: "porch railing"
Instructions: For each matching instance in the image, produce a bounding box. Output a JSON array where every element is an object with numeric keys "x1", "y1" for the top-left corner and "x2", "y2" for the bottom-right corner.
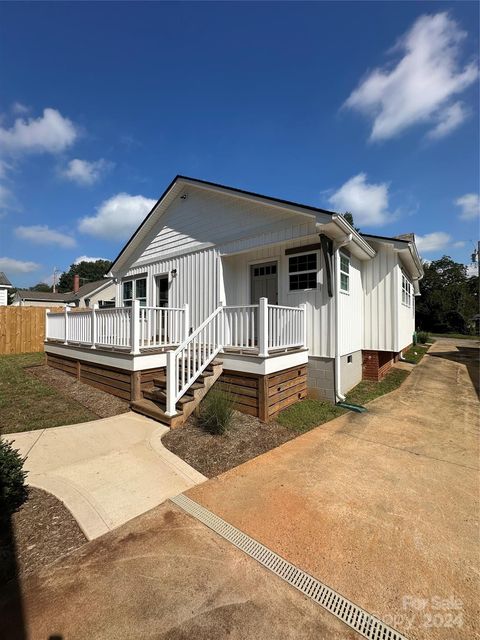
[{"x1": 45, "y1": 301, "x2": 188, "y2": 354}]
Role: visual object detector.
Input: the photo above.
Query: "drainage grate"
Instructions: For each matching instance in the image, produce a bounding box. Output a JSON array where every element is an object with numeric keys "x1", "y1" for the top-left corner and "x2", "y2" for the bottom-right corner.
[{"x1": 171, "y1": 493, "x2": 408, "y2": 640}]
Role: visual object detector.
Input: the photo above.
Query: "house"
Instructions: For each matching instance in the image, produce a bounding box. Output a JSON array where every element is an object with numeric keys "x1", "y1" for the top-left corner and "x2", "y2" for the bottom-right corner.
[
  {"x1": 13, "y1": 276, "x2": 115, "y2": 308},
  {"x1": 44, "y1": 175, "x2": 423, "y2": 426},
  {"x1": 0, "y1": 272, "x2": 13, "y2": 306}
]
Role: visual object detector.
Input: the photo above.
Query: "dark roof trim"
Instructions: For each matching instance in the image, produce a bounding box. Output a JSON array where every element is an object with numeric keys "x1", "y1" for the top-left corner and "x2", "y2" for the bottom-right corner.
[
  {"x1": 361, "y1": 233, "x2": 410, "y2": 244},
  {"x1": 108, "y1": 175, "x2": 339, "y2": 274}
]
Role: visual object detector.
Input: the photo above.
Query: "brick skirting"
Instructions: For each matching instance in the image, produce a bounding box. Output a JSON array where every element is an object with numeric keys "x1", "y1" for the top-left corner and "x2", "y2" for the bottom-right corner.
[{"x1": 362, "y1": 350, "x2": 396, "y2": 381}]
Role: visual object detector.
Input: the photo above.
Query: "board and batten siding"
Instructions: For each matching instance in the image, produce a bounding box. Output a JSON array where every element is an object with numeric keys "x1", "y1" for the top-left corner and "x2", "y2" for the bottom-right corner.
[
  {"x1": 221, "y1": 237, "x2": 335, "y2": 358},
  {"x1": 0, "y1": 289, "x2": 7, "y2": 306},
  {"x1": 119, "y1": 247, "x2": 219, "y2": 329},
  {"x1": 363, "y1": 245, "x2": 398, "y2": 352},
  {"x1": 338, "y1": 254, "x2": 363, "y2": 356}
]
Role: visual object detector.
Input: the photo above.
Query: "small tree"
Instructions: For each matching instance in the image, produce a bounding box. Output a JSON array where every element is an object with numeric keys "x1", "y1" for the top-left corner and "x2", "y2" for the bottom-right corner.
[
  {"x1": 0, "y1": 440, "x2": 28, "y2": 530},
  {"x1": 57, "y1": 259, "x2": 112, "y2": 293},
  {"x1": 343, "y1": 212, "x2": 361, "y2": 232}
]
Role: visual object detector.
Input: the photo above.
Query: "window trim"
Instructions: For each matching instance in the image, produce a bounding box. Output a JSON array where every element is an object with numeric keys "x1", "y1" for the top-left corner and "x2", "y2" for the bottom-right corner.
[
  {"x1": 288, "y1": 251, "x2": 318, "y2": 292},
  {"x1": 339, "y1": 253, "x2": 350, "y2": 294},
  {"x1": 122, "y1": 275, "x2": 148, "y2": 307},
  {"x1": 401, "y1": 272, "x2": 412, "y2": 308}
]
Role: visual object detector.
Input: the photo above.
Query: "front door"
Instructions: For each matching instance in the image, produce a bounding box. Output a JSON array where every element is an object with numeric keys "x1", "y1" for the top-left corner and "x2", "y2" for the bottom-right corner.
[
  {"x1": 250, "y1": 261, "x2": 278, "y2": 304},
  {"x1": 155, "y1": 275, "x2": 169, "y2": 307}
]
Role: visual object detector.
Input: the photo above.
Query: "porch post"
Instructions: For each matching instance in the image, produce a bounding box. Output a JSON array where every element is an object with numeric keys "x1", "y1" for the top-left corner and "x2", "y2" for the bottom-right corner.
[
  {"x1": 45, "y1": 308, "x2": 50, "y2": 343},
  {"x1": 183, "y1": 303, "x2": 190, "y2": 340},
  {"x1": 258, "y1": 297, "x2": 269, "y2": 358},
  {"x1": 91, "y1": 303, "x2": 98, "y2": 349},
  {"x1": 130, "y1": 299, "x2": 141, "y2": 354},
  {"x1": 63, "y1": 306, "x2": 70, "y2": 345},
  {"x1": 299, "y1": 303, "x2": 307, "y2": 348},
  {"x1": 165, "y1": 350, "x2": 177, "y2": 416}
]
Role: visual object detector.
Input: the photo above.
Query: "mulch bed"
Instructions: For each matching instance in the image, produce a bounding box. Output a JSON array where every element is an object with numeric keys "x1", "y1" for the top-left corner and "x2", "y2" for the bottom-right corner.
[
  {"x1": 27, "y1": 364, "x2": 130, "y2": 419},
  {"x1": 0, "y1": 487, "x2": 87, "y2": 585},
  {"x1": 163, "y1": 411, "x2": 296, "y2": 478}
]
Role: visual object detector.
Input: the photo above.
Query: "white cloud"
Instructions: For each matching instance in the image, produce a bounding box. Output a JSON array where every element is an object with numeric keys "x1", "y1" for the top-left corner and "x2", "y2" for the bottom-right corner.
[
  {"x1": 0, "y1": 184, "x2": 17, "y2": 217},
  {"x1": 415, "y1": 231, "x2": 451, "y2": 253},
  {"x1": 62, "y1": 158, "x2": 113, "y2": 186},
  {"x1": 455, "y1": 193, "x2": 479, "y2": 220},
  {"x1": 12, "y1": 102, "x2": 29, "y2": 115},
  {"x1": 453, "y1": 240, "x2": 466, "y2": 248},
  {"x1": 78, "y1": 193, "x2": 156, "y2": 240},
  {"x1": 344, "y1": 13, "x2": 478, "y2": 141},
  {"x1": 427, "y1": 101, "x2": 467, "y2": 140},
  {"x1": 0, "y1": 257, "x2": 40, "y2": 273},
  {"x1": 466, "y1": 263, "x2": 478, "y2": 277},
  {"x1": 15, "y1": 225, "x2": 76, "y2": 248},
  {"x1": 0, "y1": 108, "x2": 77, "y2": 154},
  {"x1": 329, "y1": 173, "x2": 391, "y2": 226},
  {"x1": 74, "y1": 255, "x2": 109, "y2": 264}
]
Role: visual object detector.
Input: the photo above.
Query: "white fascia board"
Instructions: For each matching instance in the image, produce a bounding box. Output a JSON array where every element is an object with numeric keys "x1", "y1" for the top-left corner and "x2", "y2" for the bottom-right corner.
[{"x1": 319, "y1": 216, "x2": 376, "y2": 260}]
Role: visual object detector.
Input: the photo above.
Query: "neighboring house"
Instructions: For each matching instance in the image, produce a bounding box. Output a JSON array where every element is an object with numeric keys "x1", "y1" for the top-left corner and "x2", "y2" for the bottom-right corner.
[
  {"x1": 44, "y1": 175, "x2": 423, "y2": 425},
  {"x1": 12, "y1": 277, "x2": 115, "y2": 308},
  {"x1": 0, "y1": 272, "x2": 13, "y2": 306}
]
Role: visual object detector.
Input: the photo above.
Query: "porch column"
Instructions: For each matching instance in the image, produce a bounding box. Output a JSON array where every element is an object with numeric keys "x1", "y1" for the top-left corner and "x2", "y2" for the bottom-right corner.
[
  {"x1": 183, "y1": 303, "x2": 190, "y2": 340},
  {"x1": 63, "y1": 306, "x2": 70, "y2": 345},
  {"x1": 300, "y1": 303, "x2": 307, "y2": 348},
  {"x1": 45, "y1": 308, "x2": 50, "y2": 343},
  {"x1": 90, "y1": 303, "x2": 98, "y2": 349},
  {"x1": 258, "y1": 297, "x2": 269, "y2": 358},
  {"x1": 130, "y1": 299, "x2": 141, "y2": 355}
]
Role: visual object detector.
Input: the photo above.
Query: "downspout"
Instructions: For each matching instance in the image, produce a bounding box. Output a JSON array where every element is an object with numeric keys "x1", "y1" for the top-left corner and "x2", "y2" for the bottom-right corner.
[{"x1": 334, "y1": 234, "x2": 352, "y2": 403}]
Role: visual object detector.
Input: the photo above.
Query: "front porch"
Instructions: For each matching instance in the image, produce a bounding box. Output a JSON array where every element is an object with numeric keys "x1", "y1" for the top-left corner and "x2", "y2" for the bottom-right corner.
[{"x1": 44, "y1": 300, "x2": 309, "y2": 424}]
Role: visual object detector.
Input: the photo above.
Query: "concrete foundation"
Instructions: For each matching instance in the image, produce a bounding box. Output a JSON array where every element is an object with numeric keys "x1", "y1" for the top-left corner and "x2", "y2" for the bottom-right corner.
[
  {"x1": 307, "y1": 356, "x2": 335, "y2": 403},
  {"x1": 340, "y1": 350, "x2": 362, "y2": 394}
]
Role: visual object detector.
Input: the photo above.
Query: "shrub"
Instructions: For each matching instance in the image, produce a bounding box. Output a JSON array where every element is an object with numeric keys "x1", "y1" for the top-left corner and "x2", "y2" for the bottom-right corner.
[
  {"x1": 0, "y1": 439, "x2": 28, "y2": 530},
  {"x1": 198, "y1": 388, "x2": 235, "y2": 435},
  {"x1": 416, "y1": 331, "x2": 430, "y2": 344}
]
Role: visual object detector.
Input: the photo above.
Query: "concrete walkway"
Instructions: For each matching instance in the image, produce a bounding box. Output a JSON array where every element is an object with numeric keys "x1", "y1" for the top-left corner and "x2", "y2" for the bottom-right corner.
[
  {"x1": 187, "y1": 338, "x2": 480, "y2": 640},
  {"x1": 6, "y1": 412, "x2": 206, "y2": 539}
]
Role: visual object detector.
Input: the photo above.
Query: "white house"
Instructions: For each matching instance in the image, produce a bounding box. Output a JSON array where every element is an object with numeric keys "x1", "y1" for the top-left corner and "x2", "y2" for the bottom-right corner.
[
  {"x1": 0, "y1": 272, "x2": 12, "y2": 306},
  {"x1": 13, "y1": 277, "x2": 115, "y2": 308},
  {"x1": 44, "y1": 176, "x2": 423, "y2": 426}
]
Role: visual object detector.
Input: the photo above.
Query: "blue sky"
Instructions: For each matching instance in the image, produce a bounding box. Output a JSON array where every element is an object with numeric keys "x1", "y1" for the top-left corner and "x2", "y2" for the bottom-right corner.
[{"x1": 0, "y1": 1, "x2": 478, "y2": 287}]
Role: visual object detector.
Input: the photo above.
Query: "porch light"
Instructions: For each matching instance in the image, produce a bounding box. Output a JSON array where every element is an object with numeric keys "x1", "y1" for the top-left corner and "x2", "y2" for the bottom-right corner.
[{"x1": 171, "y1": 269, "x2": 177, "y2": 278}]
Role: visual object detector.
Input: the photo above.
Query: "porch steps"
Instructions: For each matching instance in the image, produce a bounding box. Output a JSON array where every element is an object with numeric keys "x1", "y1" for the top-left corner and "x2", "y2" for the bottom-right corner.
[{"x1": 131, "y1": 359, "x2": 223, "y2": 429}]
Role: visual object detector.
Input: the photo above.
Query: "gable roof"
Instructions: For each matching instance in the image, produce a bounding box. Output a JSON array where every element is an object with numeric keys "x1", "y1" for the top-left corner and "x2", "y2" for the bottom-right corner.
[
  {"x1": 108, "y1": 175, "x2": 339, "y2": 275},
  {"x1": 361, "y1": 232, "x2": 423, "y2": 280},
  {"x1": 15, "y1": 279, "x2": 113, "y2": 304},
  {"x1": 0, "y1": 272, "x2": 12, "y2": 288}
]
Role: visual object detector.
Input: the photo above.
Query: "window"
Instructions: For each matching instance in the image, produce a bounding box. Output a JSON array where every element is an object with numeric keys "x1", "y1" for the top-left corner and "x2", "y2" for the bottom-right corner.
[
  {"x1": 289, "y1": 253, "x2": 317, "y2": 290},
  {"x1": 340, "y1": 254, "x2": 350, "y2": 292},
  {"x1": 402, "y1": 274, "x2": 412, "y2": 307},
  {"x1": 123, "y1": 277, "x2": 147, "y2": 307}
]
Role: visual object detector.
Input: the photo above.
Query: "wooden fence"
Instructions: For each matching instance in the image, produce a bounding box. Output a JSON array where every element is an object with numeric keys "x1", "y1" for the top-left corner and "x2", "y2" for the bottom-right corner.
[{"x1": 0, "y1": 307, "x2": 63, "y2": 355}]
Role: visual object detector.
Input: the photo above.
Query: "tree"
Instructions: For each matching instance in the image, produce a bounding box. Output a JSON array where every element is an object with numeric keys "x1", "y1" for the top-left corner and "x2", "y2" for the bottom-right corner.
[
  {"x1": 29, "y1": 283, "x2": 52, "y2": 292},
  {"x1": 416, "y1": 256, "x2": 479, "y2": 334},
  {"x1": 343, "y1": 212, "x2": 360, "y2": 232},
  {"x1": 57, "y1": 260, "x2": 112, "y2": 293}
]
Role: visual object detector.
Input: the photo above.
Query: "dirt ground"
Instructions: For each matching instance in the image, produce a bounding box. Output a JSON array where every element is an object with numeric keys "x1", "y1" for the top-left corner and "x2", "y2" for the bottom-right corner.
[
  {"x1": 187, "y1": 338, "x2": 480, "y2": 640},
  {"x1": 0, "y1": 487, "x2": 86, "y2": 585},
  {"x1": 27, "y1": 364, "x2": 130, "y2": 418},
  {"x1": 163, "y1": 411, "x2": 297, "y2": 477}
]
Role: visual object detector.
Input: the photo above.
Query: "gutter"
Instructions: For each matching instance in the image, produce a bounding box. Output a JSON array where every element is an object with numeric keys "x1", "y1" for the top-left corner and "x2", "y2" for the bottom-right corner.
[{"x1": 334, "y1": 233, "x2": 352, "y2": 403}]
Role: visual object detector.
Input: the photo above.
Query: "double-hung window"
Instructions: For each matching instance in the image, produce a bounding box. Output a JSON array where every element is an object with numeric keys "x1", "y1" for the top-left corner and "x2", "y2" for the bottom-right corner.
[
  {"x1": 340, "y1": 254, "x2": 350, "y2": 293},
  {"x1": 289, "y1": 253, "x2": 317, "y2": 290},
  {"x1": 401, "y1": 273, "x2": 412, "y2": 307},
  {"x1": 123, "y1": 277, "x2": 147, "y2": 307}
]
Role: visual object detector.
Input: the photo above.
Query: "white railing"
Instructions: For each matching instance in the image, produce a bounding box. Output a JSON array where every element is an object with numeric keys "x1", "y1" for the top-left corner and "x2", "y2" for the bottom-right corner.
[
  {"x1": 45, "y1": 301, "x2": 188, "y2": 353},
  {"x1": 267, "y1": 303, "x2": 306, "y2": 351},
  {"x1": 165, "y1": 306, "x2": 223, "y2": 416},
  {"x1": 223, "y1": 305, "x2": 258, "y2": 349},
  {"x1": 139, "y1": 305, "x2": 188, "y2": 349}
]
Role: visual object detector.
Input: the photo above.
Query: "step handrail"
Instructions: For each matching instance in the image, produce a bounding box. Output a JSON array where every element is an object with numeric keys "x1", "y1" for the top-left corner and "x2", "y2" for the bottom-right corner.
[{"x1": 165, "y1": 305, "x2": 224, "y2": 416}]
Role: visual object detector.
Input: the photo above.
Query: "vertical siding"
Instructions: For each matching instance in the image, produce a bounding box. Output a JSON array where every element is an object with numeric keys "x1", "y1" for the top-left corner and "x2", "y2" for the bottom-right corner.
[
  {"x1": 397, "y1": 265, "x2": 415, "y2": 350},
  {"x1": 363, "y1": 245, "x2": 397, "y2": 351},
  {"x1": 0, "y1": 289, "x2": 7, "y2": 306},
  {"x1": 121, "y1": 248, "x2": 219, "y2": 328},
  {"x1": 221, "y1": 238, "x2": 334, "y2": 358},
  {"x1": 338, "y1": 255, "x2": 363, "y2": 356}
]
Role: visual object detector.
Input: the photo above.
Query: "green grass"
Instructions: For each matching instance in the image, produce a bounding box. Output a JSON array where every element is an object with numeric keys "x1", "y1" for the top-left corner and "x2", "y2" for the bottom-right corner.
[
  {"x1": 402, "y1": 344, "x2": 429, "y2": 364},
  {"x1": 345, "y1": 368, "x2": 409, "y2": 406},
  {"x1": 0, "y1": 353, "x2": 97, "y2": 435},
  {"x1": 276, "y1": 398, "x2": 346, "y2": 433}
]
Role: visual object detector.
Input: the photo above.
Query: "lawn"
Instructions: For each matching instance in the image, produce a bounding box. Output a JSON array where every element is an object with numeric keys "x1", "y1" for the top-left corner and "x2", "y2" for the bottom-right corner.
[
  {"x1": 430, "y1": 332, "x2": 478, "y2": 340},
  {"x1": 345, "y1": 368, "x2": 410, "y2": 406},
  {"x1": 0, "y1": 352, "x2": 98, "y2": 434},
  {"x1": 276, "y1": 398, "x2": 346, "y2": 432},
  {"x1": 402, "y1": 343, "x2": 430, "y2": 364}
]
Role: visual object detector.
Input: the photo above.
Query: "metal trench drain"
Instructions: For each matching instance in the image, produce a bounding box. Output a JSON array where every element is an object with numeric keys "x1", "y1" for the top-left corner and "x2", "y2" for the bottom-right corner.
[{"x1": 171, "y1": 494, "x2": 408, "y2": 640}]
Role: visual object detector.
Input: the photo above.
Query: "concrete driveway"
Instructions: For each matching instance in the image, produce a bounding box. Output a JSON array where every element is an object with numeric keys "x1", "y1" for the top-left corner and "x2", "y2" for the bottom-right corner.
[
  {"x1": 5, "y1": 412, "x2": 206, "y2": 539},
  {"x1": 187, "y1": 338, "x2": 480, "y2": 639}
]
